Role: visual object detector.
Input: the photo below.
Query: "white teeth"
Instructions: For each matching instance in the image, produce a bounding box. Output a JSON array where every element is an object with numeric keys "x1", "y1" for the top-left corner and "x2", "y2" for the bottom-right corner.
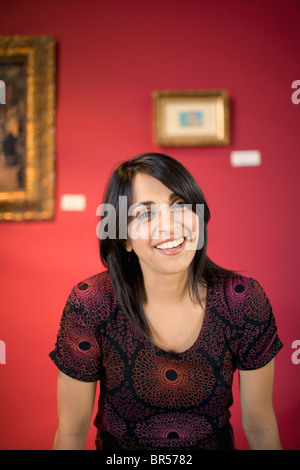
[{"x1": 156, "y1": 237, "x2": 184, "y2": 250}]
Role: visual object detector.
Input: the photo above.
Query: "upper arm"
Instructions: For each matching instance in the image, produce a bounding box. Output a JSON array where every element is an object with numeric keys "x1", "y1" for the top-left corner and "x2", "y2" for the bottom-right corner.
[
  {"x1": 56, "y1": 370, "x2": 97, "y2": 434},
  {"x1": 239, "y1": 358, "x2": 275, "y2": 428}
]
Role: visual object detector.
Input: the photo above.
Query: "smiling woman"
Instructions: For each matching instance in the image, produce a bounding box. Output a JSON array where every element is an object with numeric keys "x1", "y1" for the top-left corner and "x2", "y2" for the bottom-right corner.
[
  {"x1": 50, "y1": 152, "x2": 283, "y2": 451},
  {"x1": 124, "y1": 172, "x2": 200, "y2": 294},
  {"x1": 126, "y1": 185, "x2": 203, "y2": 253},
  {"x1": 99, "y1": 153, "x2": 230, "y2": 339}
]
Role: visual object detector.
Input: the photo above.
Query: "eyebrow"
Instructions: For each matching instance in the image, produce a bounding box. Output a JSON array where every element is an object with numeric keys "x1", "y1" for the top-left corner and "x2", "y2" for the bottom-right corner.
[{"x1": 132, "y1": 192, "x2": 178, "y2": 210}]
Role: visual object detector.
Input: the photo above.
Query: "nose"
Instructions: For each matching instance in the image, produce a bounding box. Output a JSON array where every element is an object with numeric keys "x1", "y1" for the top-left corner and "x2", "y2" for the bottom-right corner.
[
  {"x1": 151, "y1": 204, "x2": 183, "y2": 239},
  {"x1": 159, "y1": 204, "x2": 175, "y2": 237}
]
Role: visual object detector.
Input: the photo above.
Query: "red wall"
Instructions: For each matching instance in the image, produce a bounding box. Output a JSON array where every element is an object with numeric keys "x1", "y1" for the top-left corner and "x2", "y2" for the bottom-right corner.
[{"x1": 0, "y1": 0, "x2": 299, "y2": 450}]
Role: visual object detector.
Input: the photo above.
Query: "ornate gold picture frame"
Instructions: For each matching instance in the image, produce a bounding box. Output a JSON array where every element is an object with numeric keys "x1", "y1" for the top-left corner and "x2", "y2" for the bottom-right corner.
[
  {"x1": 153, "y1": 90, "x2": 230, "y2": 147},
  {"x1": 0, "y1": 35, "x2": 56, "y2": 221}
]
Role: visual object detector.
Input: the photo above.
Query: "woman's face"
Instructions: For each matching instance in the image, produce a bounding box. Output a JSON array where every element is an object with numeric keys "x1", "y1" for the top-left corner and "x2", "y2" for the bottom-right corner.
[{"x1": 125, "y1": 172, "x2": 200, "y2": 279}]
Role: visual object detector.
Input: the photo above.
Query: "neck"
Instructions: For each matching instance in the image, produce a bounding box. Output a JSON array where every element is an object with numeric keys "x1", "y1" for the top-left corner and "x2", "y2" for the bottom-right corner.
[{"x1": 142, "y1": 270, "x2": 191, "y2": 307}]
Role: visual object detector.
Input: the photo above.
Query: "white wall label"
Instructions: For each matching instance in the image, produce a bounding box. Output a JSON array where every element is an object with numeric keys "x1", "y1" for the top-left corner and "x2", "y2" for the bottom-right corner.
[
  {"x1": 230, "y1": 150, "x2": 261, "y2": 167},
  {"x1": 61, "y1": 194, "x2": 86, "y2": 211}
]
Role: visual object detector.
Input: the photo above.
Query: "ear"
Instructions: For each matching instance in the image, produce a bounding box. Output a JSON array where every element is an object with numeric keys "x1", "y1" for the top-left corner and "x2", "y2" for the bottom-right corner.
[{"x1": 124, "y1": 239, "x2": 133, "y2": 252}]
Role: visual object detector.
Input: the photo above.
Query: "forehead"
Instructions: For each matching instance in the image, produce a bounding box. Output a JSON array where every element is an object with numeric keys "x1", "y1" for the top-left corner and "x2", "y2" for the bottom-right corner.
[{"x1": 132, "y1": 173, "x2": 173, "y2": 203}]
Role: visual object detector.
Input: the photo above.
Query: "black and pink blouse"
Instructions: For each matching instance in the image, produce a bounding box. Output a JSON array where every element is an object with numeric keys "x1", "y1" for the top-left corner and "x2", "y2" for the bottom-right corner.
[{"x1": 50, "y1": 270, "x2": 283, "y2": 450}]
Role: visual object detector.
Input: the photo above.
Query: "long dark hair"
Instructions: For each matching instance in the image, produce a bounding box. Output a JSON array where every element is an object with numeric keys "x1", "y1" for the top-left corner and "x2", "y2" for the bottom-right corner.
[{"x1": 99, "y1": 152, "x2": 236, "y2": 340}]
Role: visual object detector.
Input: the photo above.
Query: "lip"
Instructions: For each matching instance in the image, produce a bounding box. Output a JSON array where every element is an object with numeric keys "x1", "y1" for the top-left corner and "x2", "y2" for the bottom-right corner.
[{"x1": 154, "y1": 237, "x2": 186, "y2": 255}]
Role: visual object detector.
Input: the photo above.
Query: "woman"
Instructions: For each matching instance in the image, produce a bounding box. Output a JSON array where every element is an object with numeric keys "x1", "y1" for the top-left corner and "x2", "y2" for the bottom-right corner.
[{"x1": 50, "y1": 152, "x2": 283, "y2": 450}]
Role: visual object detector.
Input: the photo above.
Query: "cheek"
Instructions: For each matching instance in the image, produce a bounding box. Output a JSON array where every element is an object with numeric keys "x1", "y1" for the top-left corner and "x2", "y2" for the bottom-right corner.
[
  {"x1": 128, "y1": 219, "x2": 152, "y2": 241},
  {"x1": 176, "y1": 210, "x2": 199, "y2": 236},
  {"x1": 128, "y1": 238, "x2": 149, "y2": 260},
  {"x1": 184, "y1": 213, "x2": 200, "y2": 252},
  {"x1": 192, "y1": 213, "x2": 199, "y2": 235}
]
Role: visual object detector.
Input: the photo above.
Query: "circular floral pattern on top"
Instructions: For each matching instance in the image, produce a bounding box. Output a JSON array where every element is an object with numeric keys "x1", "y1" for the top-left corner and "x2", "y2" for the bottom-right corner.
[
  {"x1": 135, "y1": 412, "x2": 212, "y2": 448},
  {"x1": 72, "y1": 272, "x2": 118, "y2": 321},
  {"x1": 132, "y1": 349, "x2": 215, "y2": 408}
]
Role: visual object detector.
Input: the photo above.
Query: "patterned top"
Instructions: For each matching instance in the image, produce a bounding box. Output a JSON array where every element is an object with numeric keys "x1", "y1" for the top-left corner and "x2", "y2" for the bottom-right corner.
[{"x1": 49, "y1": 270, "x2": 283, "y2": 450}]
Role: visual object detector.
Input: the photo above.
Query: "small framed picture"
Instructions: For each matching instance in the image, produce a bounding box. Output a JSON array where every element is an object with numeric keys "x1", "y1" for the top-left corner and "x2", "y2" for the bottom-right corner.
[{"x1": 153, "y1": 90, "x2": 230, "y2": 147}]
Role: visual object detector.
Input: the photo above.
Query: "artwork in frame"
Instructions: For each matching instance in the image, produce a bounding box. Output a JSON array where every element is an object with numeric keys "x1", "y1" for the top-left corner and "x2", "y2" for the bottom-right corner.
[
  {"x1": 153, "y1": 90, "x2": 230, "y2": 147},
  {"x1": 0, "y1": 35, "x2": 56, "y2": 221}
]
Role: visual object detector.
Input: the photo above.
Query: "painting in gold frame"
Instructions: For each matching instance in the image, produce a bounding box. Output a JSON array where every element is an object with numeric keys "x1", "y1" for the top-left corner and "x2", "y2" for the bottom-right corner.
[
  {"x1": 0, "y1": 35, "x2": 56, "y2": 221},
  {"x1": 153, "y1": 90, "x2": 230, "y2": 147}
]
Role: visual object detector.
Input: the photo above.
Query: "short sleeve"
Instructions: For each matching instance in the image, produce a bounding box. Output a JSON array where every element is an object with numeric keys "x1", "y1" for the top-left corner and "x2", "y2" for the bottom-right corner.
[
  {"x1": 237, "y1": 278, "x2": 283, "y2": 370},
  {"x1": 49, "y1": 287, "x2": 102, "y2": 382}
]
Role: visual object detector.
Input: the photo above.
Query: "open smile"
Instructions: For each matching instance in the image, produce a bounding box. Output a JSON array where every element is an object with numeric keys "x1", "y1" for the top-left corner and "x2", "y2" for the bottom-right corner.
[{"x1": 154, "y1": 237, "x2": 185, "y2": 254}]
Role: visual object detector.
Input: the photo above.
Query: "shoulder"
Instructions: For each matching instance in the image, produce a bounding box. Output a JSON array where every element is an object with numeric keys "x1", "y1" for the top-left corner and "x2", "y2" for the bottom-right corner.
[
  {"x1": 225, "y1": 273, "x2": 271, "y2": 312},
  {"x1": 210, "y1": 270, "x2": 265, "y2": 300},
  {"x1": 210, "y1": 270, "x2": 271, "y2": 323},
  {"x1": 73, "y1": 270, "x2": 115, "y2": 297},
  {"x1": 68, "y1": 270, "x2": 119, "y2": 317}
]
